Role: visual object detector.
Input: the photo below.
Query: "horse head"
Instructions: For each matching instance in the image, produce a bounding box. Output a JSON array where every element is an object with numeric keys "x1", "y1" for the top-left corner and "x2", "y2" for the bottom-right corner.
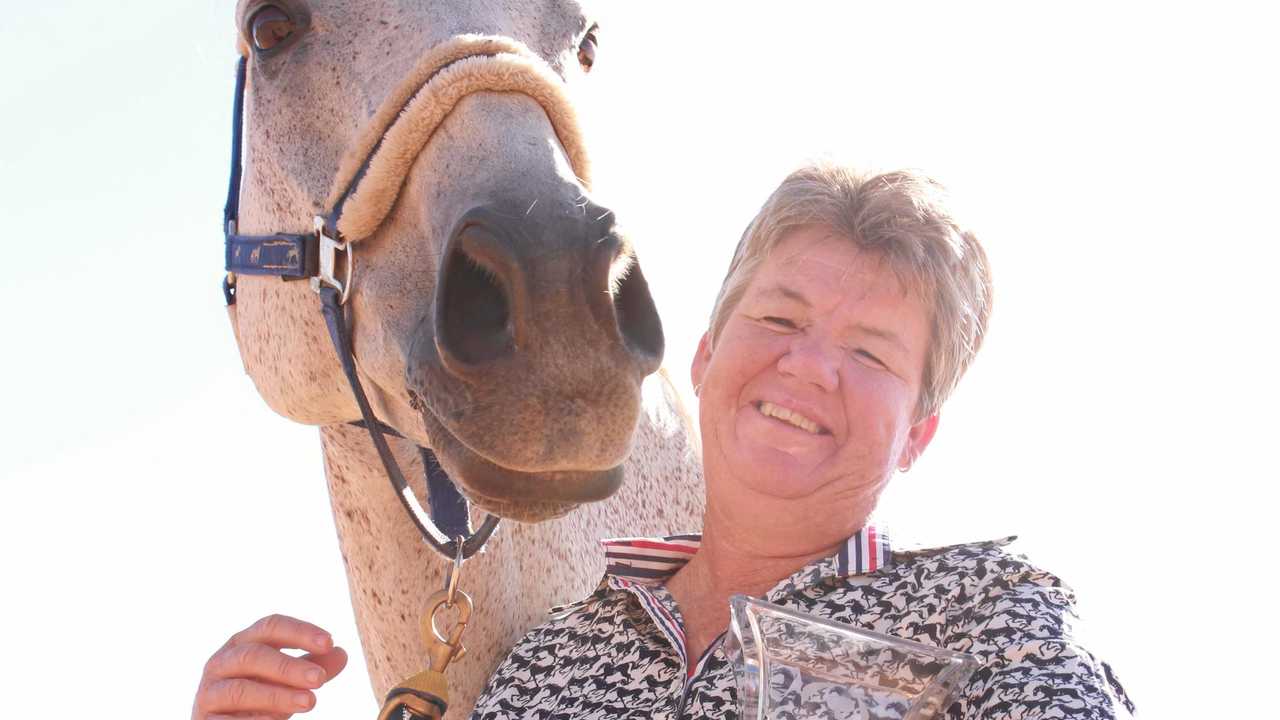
[{"x1": 227, "y1": 0, "x2": 662, "y2": 521}]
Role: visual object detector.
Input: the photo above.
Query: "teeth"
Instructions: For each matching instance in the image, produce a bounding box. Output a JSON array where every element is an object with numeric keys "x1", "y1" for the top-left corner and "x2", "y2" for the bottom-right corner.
[{"x1": 759, "y1": 401, "x2": 822, "y2": 434}]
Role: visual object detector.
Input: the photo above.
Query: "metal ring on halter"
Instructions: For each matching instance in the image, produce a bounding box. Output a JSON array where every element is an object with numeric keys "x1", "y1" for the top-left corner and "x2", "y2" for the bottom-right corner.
[
  {"x1": 445, "y1": 536, "x2": 464, "y2": 607},
  {"x1": 310, "y1": 215, "x2": 355, "y2": 304}
]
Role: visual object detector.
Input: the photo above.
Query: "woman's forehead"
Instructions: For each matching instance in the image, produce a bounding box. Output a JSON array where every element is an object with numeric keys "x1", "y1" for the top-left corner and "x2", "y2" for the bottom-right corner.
[{"x1": 755, "y1": 232, "x2": 908, "y2": 300}]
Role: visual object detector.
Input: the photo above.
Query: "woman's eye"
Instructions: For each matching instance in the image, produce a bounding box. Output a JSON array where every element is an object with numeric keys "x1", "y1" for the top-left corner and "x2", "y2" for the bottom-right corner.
[
  {"x1": 249, "y1": 5, "x2": 296, "y2": 52},
  {"x1": 853, "y1": 349, "x2": 886, "y2": 368},
  {"x1": 761, "y1": 316, "x2": 797, "y2": 329},
  {"x1": 578, "y1": 25, "x2": 599, "y2": 71}
]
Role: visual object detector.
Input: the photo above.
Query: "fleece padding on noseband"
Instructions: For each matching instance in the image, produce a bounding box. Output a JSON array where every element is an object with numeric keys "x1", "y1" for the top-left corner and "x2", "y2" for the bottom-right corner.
[{"x1": 325, "y1": 34, "x2": 592, "y2": 243}]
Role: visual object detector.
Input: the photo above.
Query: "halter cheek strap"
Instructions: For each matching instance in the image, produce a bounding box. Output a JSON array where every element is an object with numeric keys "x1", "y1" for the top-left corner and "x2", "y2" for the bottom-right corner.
[{"x1": 223, "y1": 58, "x2": 312, "y2": 303}]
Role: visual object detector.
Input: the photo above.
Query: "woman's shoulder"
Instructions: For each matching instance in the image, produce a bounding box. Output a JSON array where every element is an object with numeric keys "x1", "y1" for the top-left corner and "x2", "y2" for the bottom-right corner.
[
  {"x1": 520, "y1": 577, "x2": 658, "y2": 643},
  {"x1": 891, "y1": 534, "x2": 1020, "y2": 562},
  {"x1": 544, "y1": 578, "x2": 616, "y2": 620},
  {"x1": 826, "y1": 538, "x2": 1134, "y2": 717},
  {"x1": 889, "y1": 536, "x2": 1072, "y2": 595}
]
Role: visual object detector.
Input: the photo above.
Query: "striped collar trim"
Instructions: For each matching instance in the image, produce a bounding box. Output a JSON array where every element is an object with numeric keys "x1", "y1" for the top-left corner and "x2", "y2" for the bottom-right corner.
[
  {"x1": 602, "y1": 534, "x2": 700, "y2": 585},
  {"x1": 836, "y1": 524, "x2": 892, "y2": 577},
  {"x1": 601, "y1": 526, "x2": 892, "y2": 586},
  {"x1": 606, "y1": 577, "x2": 688, "y2": 669}
]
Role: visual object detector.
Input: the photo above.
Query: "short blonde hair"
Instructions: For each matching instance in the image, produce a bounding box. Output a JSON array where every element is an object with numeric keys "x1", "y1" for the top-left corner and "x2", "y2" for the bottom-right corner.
[{"x1": 708, "y1": 163, "x2": 992, "y2": 419}]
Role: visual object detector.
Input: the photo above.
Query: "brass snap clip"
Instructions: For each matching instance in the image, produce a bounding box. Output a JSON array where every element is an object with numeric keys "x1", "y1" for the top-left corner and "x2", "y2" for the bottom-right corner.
[
  {"x1": 420, "y1": 538, "x2": 472, "y2": 674},
  {"x1": 420, "y1": 588, "x2": 473, "y2": 674}
]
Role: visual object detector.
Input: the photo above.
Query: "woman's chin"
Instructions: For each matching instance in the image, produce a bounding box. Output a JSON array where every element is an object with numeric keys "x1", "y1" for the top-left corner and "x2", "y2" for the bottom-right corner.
[
  {"x1": 729, "y1": 451, "x2": 829, "y2": 501},
  {"x1": 705, "y1": 419, "x2": 837, "y2": 499}
]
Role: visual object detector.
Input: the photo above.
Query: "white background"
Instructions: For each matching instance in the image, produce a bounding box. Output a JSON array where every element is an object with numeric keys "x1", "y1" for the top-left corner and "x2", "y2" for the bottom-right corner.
[{"x1": 1, "y1": 1, "x2": 1276, "y2": 717}]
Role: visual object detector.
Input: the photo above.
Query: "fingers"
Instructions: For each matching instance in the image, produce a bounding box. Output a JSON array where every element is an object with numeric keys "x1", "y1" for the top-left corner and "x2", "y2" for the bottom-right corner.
[
  {"x1": 195, "y1": 614, "x2": 343, "y2": 720},
  {"x1": 300, "y1": 646, "x2": 349, "y2": 685},
  {"x1": 229, "y1": 614, "x2": 335, "y2": 655},
  {"x1": 202, "y1": 677, "x2": 315, "y2": 715},
  {"x1": 207, "y1": 641, "x2": 330, "y2": 689}
]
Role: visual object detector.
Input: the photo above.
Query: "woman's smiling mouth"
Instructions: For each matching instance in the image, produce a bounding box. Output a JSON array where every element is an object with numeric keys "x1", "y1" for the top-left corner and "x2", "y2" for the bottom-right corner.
[{"x1": 756, "y1": 401, "x2": 829, "y2": 435}]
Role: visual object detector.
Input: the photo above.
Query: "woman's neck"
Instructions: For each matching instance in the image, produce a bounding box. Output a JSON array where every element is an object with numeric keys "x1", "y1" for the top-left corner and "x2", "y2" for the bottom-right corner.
[{"x1": 665, "y1": 504, "x2": 840, "y2": 663}]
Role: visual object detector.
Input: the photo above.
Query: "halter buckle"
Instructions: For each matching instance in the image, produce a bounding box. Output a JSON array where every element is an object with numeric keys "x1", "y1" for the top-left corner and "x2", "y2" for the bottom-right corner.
[{"x1": 310, "y1": 215, "x2": 354, "y2": 304}]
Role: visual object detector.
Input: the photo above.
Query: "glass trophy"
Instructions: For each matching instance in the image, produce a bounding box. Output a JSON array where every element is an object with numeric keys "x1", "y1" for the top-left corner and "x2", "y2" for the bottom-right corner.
[{"x1": 725, "y1": 595, "x2": 978, "y2": 720}]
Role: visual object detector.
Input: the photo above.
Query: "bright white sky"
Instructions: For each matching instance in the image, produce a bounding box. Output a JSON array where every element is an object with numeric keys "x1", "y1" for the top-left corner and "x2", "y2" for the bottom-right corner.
[{"x1": 1, "y1": 1, "x2": 1276, "y2": 718}]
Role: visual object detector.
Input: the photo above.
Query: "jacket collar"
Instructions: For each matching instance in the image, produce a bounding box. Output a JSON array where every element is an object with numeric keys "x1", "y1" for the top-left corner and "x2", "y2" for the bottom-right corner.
[{"x1": 601, "y1": 525, "x2": 894, "y2": 594}]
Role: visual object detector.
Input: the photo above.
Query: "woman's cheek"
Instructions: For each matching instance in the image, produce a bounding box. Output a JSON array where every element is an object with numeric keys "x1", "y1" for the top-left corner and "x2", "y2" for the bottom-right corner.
[{"x1": 840, "y1": 367, "x2": 915, "y2": 432}]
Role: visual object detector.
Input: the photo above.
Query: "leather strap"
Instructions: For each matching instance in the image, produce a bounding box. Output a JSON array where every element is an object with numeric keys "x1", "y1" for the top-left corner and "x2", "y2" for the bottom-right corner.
[
  {"x1": 320, "y1": 286, "x2": 499, "y2": 560},
  {"x1": 349, "y1": 420, "x2": 477, "y2": 541},
  {"x1": 420, "y1": 447, "x2": 474, "y2": 542},
  {"x1": 222, "y1": 56, "x2": 246, "y2": 249},
  {"x1": 225, "y1": 232, "x2": 318, "y2": 278}
]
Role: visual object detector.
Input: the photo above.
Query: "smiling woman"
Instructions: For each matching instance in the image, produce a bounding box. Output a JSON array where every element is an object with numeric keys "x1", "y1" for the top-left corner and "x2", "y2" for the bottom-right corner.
[{"x1": 471, "y1": 162, "x2": 1134, "y2": 719}]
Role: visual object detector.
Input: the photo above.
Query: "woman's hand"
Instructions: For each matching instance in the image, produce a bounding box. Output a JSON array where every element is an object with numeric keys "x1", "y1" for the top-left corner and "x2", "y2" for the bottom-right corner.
[{"x1": 192, "y1": 614, "x2": 349, "y2": 720}]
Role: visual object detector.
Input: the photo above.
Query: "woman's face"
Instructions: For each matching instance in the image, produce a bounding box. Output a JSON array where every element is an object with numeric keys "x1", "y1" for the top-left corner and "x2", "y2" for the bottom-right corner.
[{"x1": 693, "y1": 226, "x2": 938, "y2": 542}]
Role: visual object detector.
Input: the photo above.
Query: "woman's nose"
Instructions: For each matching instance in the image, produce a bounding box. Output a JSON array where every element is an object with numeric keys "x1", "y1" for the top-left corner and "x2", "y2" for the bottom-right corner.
[{"x1": 777, "y1": 335, "x2": 840, "y2": 392}]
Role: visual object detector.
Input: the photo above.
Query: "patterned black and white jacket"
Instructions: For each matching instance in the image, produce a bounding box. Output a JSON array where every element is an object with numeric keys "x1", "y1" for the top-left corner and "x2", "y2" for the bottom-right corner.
[{"x1": 471, "y1": 527, "x2": 1134, "y2": 719}]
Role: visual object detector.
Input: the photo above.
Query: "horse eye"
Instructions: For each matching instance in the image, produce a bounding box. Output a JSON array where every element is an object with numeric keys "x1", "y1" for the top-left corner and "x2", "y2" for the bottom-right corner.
[
  {"x1": 250, "y1": 5, "x2": 296, "y2": 52},
  {"x1": 577, "y1": 26, "x2": 599, "y2": 72}
]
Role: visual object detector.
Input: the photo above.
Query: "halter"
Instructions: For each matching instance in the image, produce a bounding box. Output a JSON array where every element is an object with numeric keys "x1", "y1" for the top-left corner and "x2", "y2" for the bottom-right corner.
[{"x1": 221, "y1": 36, "x2": 592, "y2": 561}]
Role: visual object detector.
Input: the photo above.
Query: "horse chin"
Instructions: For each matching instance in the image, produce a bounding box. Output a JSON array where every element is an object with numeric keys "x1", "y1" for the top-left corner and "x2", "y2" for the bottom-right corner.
[
  {"x1": 463, "y1": 492, "x2": 579, "y2": 523},
  {"x1": 419, "y1": 408, "x2": 625, "y2": 522}
]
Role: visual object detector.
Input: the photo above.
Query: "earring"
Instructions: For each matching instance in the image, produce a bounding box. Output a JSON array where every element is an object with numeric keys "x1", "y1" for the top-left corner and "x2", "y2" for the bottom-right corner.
[
  {"x1": 693, "y1": 383, "x2": 702, "y2": 397},
  {"x1": 898, "y1": 450, "x2": 914, "y2": 472}
]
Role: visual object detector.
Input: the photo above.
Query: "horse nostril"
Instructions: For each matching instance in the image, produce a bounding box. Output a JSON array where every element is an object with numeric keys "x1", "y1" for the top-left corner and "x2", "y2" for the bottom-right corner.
[
  {"x1": 440, "y1": 243, "x2": 513, "y2": 366},
  {"x1": 612, "y1": 258, "x2": 664, "y2": 370}
]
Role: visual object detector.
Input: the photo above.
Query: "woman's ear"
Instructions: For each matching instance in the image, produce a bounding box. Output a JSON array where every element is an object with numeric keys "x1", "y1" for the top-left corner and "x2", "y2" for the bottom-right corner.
[
  {"x1": 690, "y1": 331, "x2": 712, "y2": 394},
  {"x1": 897, "y1": 412, "x2": 940, "y2": 471}
]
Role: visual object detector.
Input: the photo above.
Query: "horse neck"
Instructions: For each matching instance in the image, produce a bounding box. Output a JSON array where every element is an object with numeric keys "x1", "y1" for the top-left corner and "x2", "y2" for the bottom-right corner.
[{"x1": 319, "y1": 424, "x2": 451, "y2": 706}]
